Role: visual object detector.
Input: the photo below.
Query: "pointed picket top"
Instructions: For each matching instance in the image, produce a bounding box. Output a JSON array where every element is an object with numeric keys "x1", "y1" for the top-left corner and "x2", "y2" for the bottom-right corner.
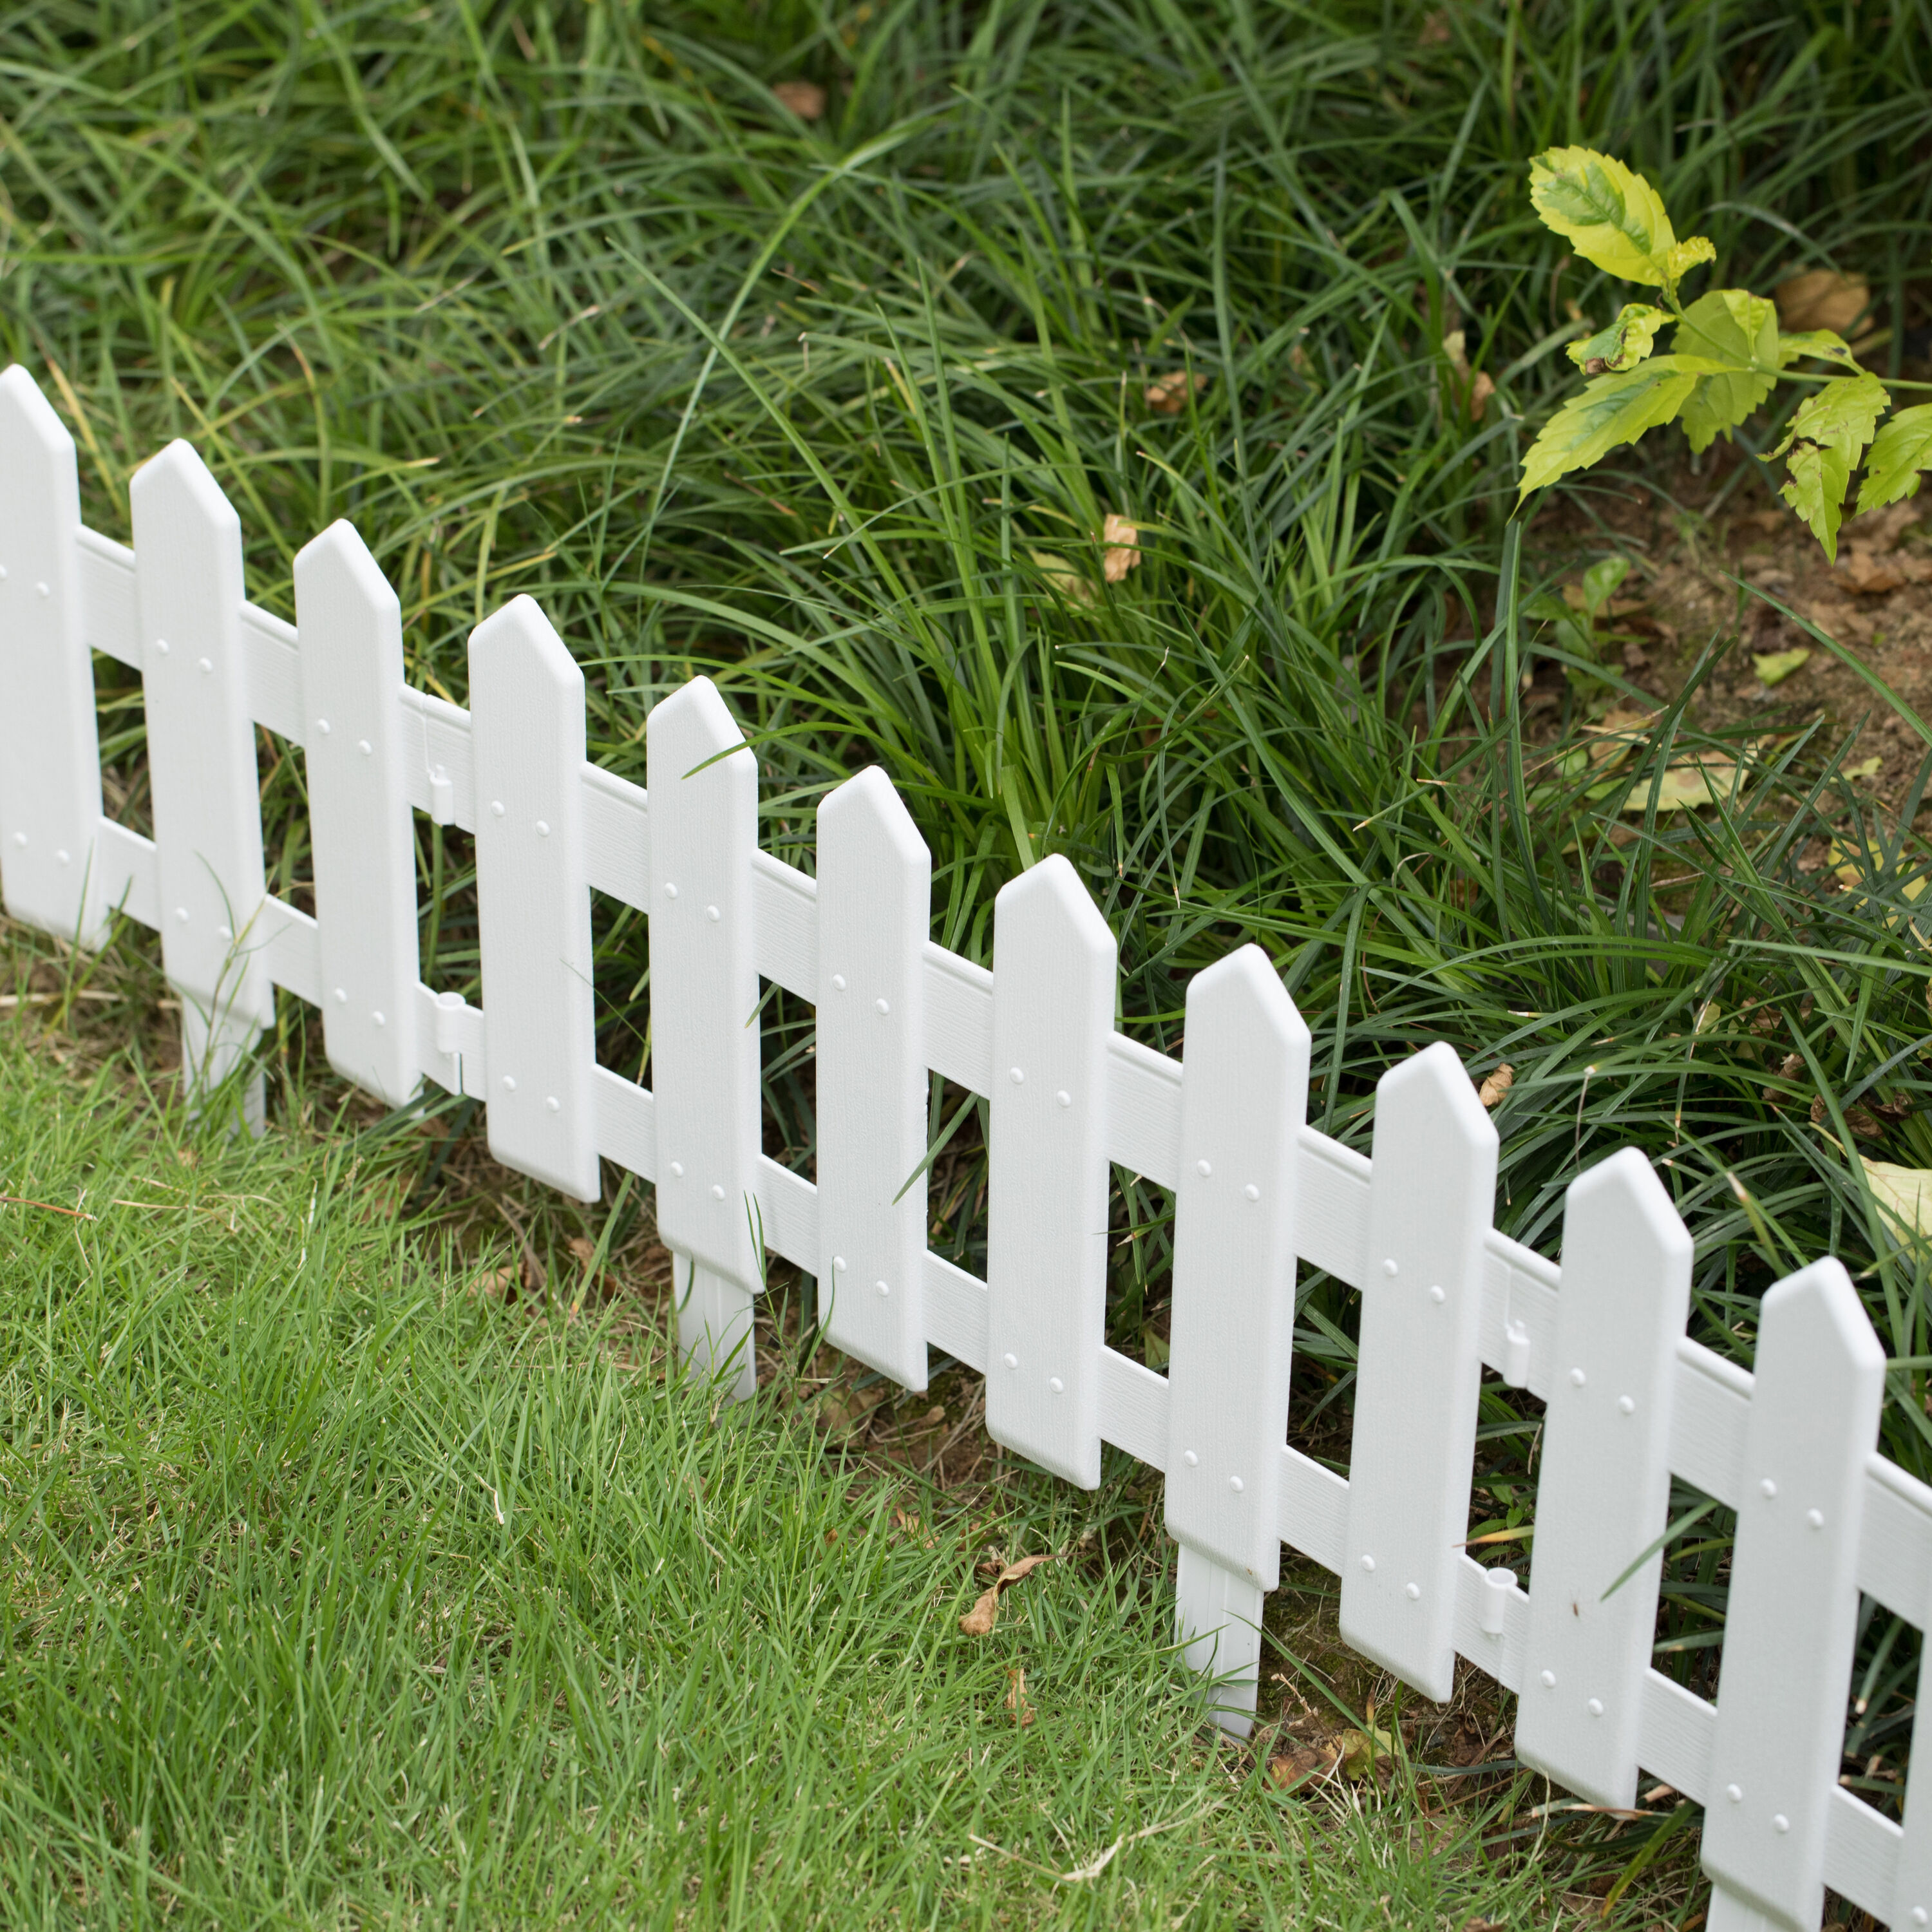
[
  {"x1": 296, "y1": 518, "x2": 421, "y2": 1108},
  {"x1": 0, "y1": 365, "x2": 107, "y2": 947},
  {"x1": 1520, "y1": 1146, "x2": 1691, "y2": 1808},
  {"x1": 649, "y1": 674, "x2": 764, "y2": 1301},
  {"x1": 1703, "y1": 1258, "x2": 1885, "y2": 1931},
  {"x1": 985, "y1": 853, "x2": 1117, "y2": 1488}
]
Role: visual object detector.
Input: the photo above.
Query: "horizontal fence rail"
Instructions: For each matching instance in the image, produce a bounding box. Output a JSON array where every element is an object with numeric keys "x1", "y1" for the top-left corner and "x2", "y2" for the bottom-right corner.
[{"x1": 0, "y1": 363, "x2": 1927, "y2": 1931}]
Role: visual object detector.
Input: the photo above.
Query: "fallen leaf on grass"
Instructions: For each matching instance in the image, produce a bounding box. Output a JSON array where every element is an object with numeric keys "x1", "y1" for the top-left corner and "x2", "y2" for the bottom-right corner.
[
  {"x1": 772, "y1": 79, "x2": 826, "y2": 119},
  {"x1": 1460, "y1": 1920, "x2": 1507, "y2": 1932},
  {"x1": 1752, "y1": 645, "x2": 1810, "y2": 687},
  {"x1": 1860, "y1": 1159, "x2": 1932, "y2": 1243},
  {"x1": 1005, "y1": 1666, "x2": 1036, "y2": 1727},
  {"x1": 1441, "y1": 330, "x2": 1495, "y2": 421},
  {"x1": 1845, "y1": 755, "x2": 1883, "y2": 782},
  {"x1": 1621, "y1": 755, "x2": 1738, "y2": 813},
  {"x1": 1775, "y1": 270, "x2": 1870, "y2": 339},
  {"x1": 1338, "y1": 1725, "x2": 1395, "y2": 1779},
  {"x1": 1102, "y1": 512, "x2": 1142, "y2": 582},
  {"x1": 960, "y1": 1553, "x2": 1054, "y2": 1635},
  {"x1": 1145, "y1": 370, "x2": 1207, "y2": 413},
  {"x1": 1268, "y1": 1741, "x2": 1340, "y2": 1790},
  {"x1": 1477, "y1": 1064, "x2": 1513, "y2": 1108}
]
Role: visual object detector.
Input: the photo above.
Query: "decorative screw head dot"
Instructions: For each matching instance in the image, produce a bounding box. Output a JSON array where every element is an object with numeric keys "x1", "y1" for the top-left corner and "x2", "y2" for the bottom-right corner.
[
  {"x1": 55, "y1": 849, "x2": 68, "y2": 864},
  {"x1": 372, "y1": 1011, "x2": 386, "y2": 1027},
  {"x1": 1183, "y1": 1451, "x2": 1198, "y2": 1468},
  {"x1": 669, "y1": 1162, "x2": 684, "y2": 1178},
  {"x1": 35, "y1": 581, "x2": 49, "y2": 598},
  {"x1": 831, "y1": 974, "x2": 846, "y2": 990},
  {"x1": 1229, "y1": 1476, "x2": 1245, "y2": 1493},
  {"x1": 1359, "y1": 1555, "x2": 1376, "y2": 1573},
  {"x1": 1428, "y1": 1285, "x2": 1445, "y2": 1304},
  {"x1": 1381, "y1": 1258, "x2": 1398, "y2": 1278},
  {"x1": 333, "y1": 987, "x2": 347, "y2": 1003},
  {"x1": 0, "y1": 564, "x2": 7, "y2": 578},
  {"x1": 490, "y1": 800, "x2": 505, "y2": 817},
  {"x1": 1806, "y1": 1508, "x2": 1824, "y2": 1529},
  {"x1": 710, "y1": 1184, "x2": 725, "y2": 1200},
  {"x1": 875, "y1": 1280, "x2": 889, "y2": 1298},
  {"x1": 1772, "y1": 1814, "x2": 1790, "y2": 1835},
  {"x1": 664, "y1": 883, "x2": 678, "y2": 899},
  {"x1": 357, "y1": 739, "x2": 372, "y2": 755},
  {"x1": 1540, "y1": 1670, "x2": 1556, "y2": 1689},
  {"x1": 1056, "y1": 1090, "x2": 1071, "y2": 1107},
  {"x1": 198, "y1": 656, "x2": 213, "y2": 674},
  {"x1": 155, "y1": 638, "x2": 169, "y2": 654},
  {"x1": 1197, "y1": 1159, "x2": 1212, "y2": 1177},
  {"x1": 1726, "y1": 1785, "x2": 1743, "y2": 1804},
  {"x1": 544, "y1": 1095, "x2": 558, "y2": 1112},
  {"x1": 1569, "y1": 1368, "x2": 1586, "y2": 1387},
  {"x1": 175, "y1": 906, "x2": 189, "y2": 922},
  {"x1": 875, "y1": 998, "x2": 889, "y2": 1015},
  {"x1": 502, "y1": 1075, "x2": 516, "y2": 1092},
  {"x1": 217, "y1": 925, "x2": 232, "y2": 941},
  {"x1": 1244, "y1": 1184, "x2": 1260, "y2": 1201},
  {"x1": 833, "y1": 1256, "x2": 847, "y2": 1273},
  {"x1": 1009, "y1": 1067, "x2": 1024, "y2": 1084},
  {"x1": 317, "y1": 717, "x2": 330, "y2": 734},
  {"x1": 1910, "y1": 1909, "x2": 1926, "y2": 1927},
  {"x1": 1003, "y1": 1353, "x2": 1018, "y2": 1370},
  {"x1": 10, "y1": 831, "x2": 22, "y2": 848},
  {"x1": 1587, "y1": 1698, "x2": 1604, "y2": 1717},
  {"x1": 535, "y1": 819, "x2": 549, "y2": 836},
  {"x1": 1618, "y1": 1396, "x2": 1636, "y2": 1415},
  {"x1": 1048, "y1": 1376, "x2": 1064, "y2": 1394},
  {"x1": 706, "y1": 905, "x2": 720, "y2": 922},
  {"x1": 1761, "y1": 1478, "x2": 1778, "y2": 1499}
]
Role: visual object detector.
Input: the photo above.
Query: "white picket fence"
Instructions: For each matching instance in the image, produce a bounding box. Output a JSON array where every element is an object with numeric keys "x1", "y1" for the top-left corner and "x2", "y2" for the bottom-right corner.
[{"x1": 0, "y1": 361, "x2": 1927, "y2": 1929}]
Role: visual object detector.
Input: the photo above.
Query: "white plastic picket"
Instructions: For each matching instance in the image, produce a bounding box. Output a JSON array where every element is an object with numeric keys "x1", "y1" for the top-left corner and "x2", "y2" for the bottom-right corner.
[
  {"x1": 1340, "y1": 1042, "x2": 1499, "y2": 1701},
  {"x1": 0, "y1": 369, "x2": 107, "y2": 948},
  {"x1": 1164, "y1": 943, "x2": 1310, "y2": 1733},
  {"x1": 984, "y1": 856, "x2": 1117, "y2": 1490},
  {"x1": 469, "y1": 596, "x2": 598, "y2": 1201},
  {"x1": 294, "y1": 522, "x2": 421, "y2": 1108},
  {"x1": 1702, "y1": 1261, "x2": 1885, "y2": 1932},
  {"x1": 1895, "y1": 1651, "x2": 1932, "y2": 1931},
  {"x1": 1518, "y1": 1148, "x2": 1692, "y2": 1808},
  {"x1": 129, "y1": 441, "x2": 272, "y2": 1113},
  {"x1": 647, "y1": 678, "x2": 763, "y2": 1387},
  {"x1": 17, "y1": 363, "x2": 1932, "y2": 1930},
  {"x1": 815, "y1": 766, "x2": 932, "y2": 1392}
]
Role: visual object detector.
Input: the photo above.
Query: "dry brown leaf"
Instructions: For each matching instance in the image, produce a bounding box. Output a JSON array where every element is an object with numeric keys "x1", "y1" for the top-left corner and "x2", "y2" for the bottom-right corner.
[
  {"x1": 1441, "y1": 330, "x2": 1495, "y2": 421},
  {"x1": 1005, "y1": 1665, "x2": 1036, "y2": 1727},
  {"x1": 1800, "y1": 597, "x2": 1876, "y2": 644},
  {"x1": 1775, "y1": 269, "x2": 1870, "y2": 338},
  {"x1": 959, "y1": 1552, "x2": 1054, "y2": 1635},
  {"x1": 1460, "y1": 1920, "x2": 1507, "y2": 1932},
  {"x1": 1267, "y1": 1741, "x2": 1338, "y2": 1790},
  {"x1": 1102, "y1": 512, "x2": 1142, "y2": 582},
  {"x1": 772, "y1": 79, "x2": 826, "y2": 120},
  {"x1": 1477, "y1": 1064, "x2": 1514, "y2": 1109},
  {"x1": 471, "y1": 1263, "x2": 516, "y2": 1299},
  {"x1": 1145, "y1": 370, "x2": 1207, "y2": 413}
]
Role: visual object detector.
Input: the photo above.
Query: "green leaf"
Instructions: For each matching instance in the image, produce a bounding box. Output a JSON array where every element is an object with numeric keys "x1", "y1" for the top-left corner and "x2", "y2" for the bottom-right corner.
[
  {"x1": 1779, "y1": 330, "x2": 1862, "y2": 371},
  {"x1": 1517, "y1": 355, "x2": 1718, "y2": 500},
  {"x1": 1774, "y1": 372, "x2": 1890, "y2": 560},
  {"x1": 1663, "y1": 236, "x2": 1717, "y2": 287},
  {"x1": 1578, "y1": 554, "x2": 1632, "y2": 621},
  {"x1": 1672, "y1": 290, "x2": 1778, "y2": 454},
  {"x1": 1528, "y1": 148, "x2": 1687, "y2": 289},
  {"x1": 1857, "y1": 404, "x2": 1932, "y2": 514},
  {"x1": 1566, "y1": 303, "x2": 1669, "y2": 374},
  {"x1": 1752, "y1": 646, "x2": 1810, "y2": 687}
]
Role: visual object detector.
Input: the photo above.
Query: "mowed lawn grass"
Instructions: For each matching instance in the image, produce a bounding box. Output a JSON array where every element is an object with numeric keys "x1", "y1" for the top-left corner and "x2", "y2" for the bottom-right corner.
[{"x1": 0, "y1": 1037, "x2": 1572, "y2": 1930}]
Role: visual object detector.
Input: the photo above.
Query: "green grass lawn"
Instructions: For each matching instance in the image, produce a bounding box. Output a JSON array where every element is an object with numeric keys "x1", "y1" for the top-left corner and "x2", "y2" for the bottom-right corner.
[
  {"x1": 4, "y1": 0, "x2": 1932, "y2": 1923},
  {"x1": 0, "y1": 1035, "x2": 1610, "y2": 1930}
]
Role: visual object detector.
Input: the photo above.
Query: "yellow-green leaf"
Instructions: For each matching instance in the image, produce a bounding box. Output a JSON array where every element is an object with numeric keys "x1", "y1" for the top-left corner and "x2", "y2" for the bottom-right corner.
[
  {"x1": 1529, "y1": 148, "x2": 1681, "y2": 288},
  {"x1": 1857, "y1": 404, "x2": 1932, "y2": 515},
  {"x1": 1566, "y1": 303, "x2": 1669, "y2": 373},
  {"x1": 1518, "y1": 355, "x2": 1716, "y2": 500},
  {"x1": 1774, "y1": 372, "x2": 1890, "y2": 560},
  {"x1": 1861, "y1": 1157, "x2": 1932, "y2": 1245},
  {"x1": 1752, "y1": 646, "x2": 1810, "y2": 687},
  {"x1": 1672, "y1": 290, "x2": 1778, "y2": 454},
  {"x1": 1779, "y1": 330, "x2": 1861, "y2": 371},
  {"x1": 1621, "y1": 755, "x2": 1738, "y2": 813},
  {"x1": 1663, "y1": 236, "x2": 1717, "y2": 286}
]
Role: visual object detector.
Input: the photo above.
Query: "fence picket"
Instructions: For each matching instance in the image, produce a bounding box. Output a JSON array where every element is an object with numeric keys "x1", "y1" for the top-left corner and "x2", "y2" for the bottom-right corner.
[
  {"x1": 129, "y1": 441, "x2": 272, "y2": 1116},
  {"x1": 815, "y1": 766, "x2": 931, "y2": 1391},
  {"x1": 294, "y1": 521, "x2": 420, "y2": 1108},
  {"x1": 1517, "y1": 1147, "x2": 1692, "y2": 1807},
  {"x1": 1164, "y1": 943, "x2": 1310, "y2": 1735},
  {"x1": 1701, "y1": 1260, "x2": 1884, "y2": 1931},
  {"x1": 985, "y1": 855, "x2": 1115, "y2": 1488},
  {"x1": 647, "y1": 677, "x2": 763, "y2": 1390},
  {"x1": 1340, "y1": 1041, "x2": 1498, "y2": 1701},
  {"x1": 0, "y1": 367, "x2": 108, "y2": 948},
  {"x1": 469, "y1": 594, "x2": 598, "y2": 1200},
  {"x1": 1894, "y1": 1649, "x2": 1932, "y2": 1930}
]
